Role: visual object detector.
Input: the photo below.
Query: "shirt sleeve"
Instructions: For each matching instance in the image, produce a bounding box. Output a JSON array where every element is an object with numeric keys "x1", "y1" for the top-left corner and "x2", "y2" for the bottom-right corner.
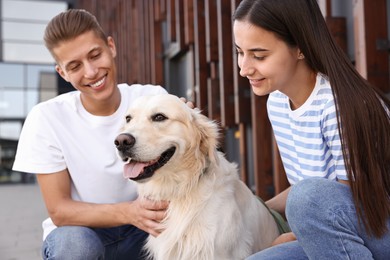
[
  {"x1": 321, "y1": 100, "x2": 348, "y2": 180},
  {"x1": 12, "y1": 105, "x2": 66, "y2": 174}
]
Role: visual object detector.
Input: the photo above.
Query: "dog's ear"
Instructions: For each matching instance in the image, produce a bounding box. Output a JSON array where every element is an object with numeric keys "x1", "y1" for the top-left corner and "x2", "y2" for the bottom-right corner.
[{"x1": 191, "y1": 109, "x2": 220, "y2": 165}]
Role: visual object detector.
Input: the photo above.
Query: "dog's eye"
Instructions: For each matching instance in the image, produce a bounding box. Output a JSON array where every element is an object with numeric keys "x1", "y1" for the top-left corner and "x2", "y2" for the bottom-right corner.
[
  {"x1": 152, "y1": 113, "x2": 167, "y2": 122},
  {"x1": 125, "y1": 115, "x2": 132, "y2": 123}
]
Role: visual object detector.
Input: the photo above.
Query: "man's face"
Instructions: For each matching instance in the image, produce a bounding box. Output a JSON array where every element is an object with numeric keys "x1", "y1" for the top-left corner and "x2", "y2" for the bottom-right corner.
[{"x1": 53, "y1": 30, "x2": 118, "y2": 108}]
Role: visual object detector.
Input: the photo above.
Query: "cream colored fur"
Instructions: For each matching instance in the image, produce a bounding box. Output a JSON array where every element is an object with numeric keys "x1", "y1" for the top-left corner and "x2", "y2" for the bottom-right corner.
[{"x1": 119, "y1": 94, "x2": 279, "y2": 260}]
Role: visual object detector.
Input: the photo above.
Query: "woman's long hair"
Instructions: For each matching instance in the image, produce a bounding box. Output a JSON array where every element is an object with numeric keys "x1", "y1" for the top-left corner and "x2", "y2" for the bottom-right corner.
[{"x1": 234, "y1": 0, "x2": 390, "y2": 238}]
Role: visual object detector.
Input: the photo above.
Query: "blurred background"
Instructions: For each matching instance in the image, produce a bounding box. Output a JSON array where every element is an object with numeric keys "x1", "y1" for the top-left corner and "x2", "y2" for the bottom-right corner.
[{"x1": 0, "y1": 0, "x2": 389, "y2": 258}]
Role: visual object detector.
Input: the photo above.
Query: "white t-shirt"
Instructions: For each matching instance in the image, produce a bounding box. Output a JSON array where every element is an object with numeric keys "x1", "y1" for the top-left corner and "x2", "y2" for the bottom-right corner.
[{"x1": 13, "y1": 83, "x2": 167, "y2": 239}]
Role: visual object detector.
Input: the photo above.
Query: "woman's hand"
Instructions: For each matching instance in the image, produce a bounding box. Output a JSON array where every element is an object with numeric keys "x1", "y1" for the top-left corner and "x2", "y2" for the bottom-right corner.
[
  {"x1": 271, "y1": 232, "x2": 296, "y2": 246},
  {"x1": 180, "y1": 97, "x2": 195, "y2": 109}
]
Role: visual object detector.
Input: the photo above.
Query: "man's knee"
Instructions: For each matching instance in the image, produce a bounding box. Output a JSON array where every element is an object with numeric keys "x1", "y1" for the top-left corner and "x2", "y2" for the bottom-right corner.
[{"x1": 42, "y1": 226, "x2": 104, "y2": 260}]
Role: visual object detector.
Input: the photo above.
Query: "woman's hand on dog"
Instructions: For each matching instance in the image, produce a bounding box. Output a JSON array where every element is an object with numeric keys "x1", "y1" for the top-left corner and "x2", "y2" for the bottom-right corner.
[
  {"x1": 126, "y1": 197, "x2": 169, "y2": 237},
  {"x1": 271, "y1": 232, "x2": 296, "y2": 246},
  {"x1": 180, "y1": 97, "x2": 195, "y2": 109}
]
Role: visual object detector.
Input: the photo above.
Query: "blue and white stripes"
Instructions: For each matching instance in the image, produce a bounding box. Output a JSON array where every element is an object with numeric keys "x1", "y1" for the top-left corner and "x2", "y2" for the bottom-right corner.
[{"x1": 267, "y1": 74, "x2": 347, "y2": 185}]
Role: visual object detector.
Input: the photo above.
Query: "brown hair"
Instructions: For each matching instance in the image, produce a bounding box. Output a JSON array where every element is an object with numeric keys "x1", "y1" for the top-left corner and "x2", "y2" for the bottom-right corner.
[
  {"x1": 44, "y1": 9, "x2": 107, "y2": 55},
  {"x1": 234, "y1": 0, "x2": 390, "y2": 238}
]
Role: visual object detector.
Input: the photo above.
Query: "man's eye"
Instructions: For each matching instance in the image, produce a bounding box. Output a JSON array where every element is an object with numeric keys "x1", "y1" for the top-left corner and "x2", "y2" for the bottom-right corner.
[
  {"x1": 69, "y1": 64, "x2": 80, "y2": 71},
  {"x1": 91, "y1": 52, "x2": 101, "y2": 60},
  {"x1": 152, "y1": 113, "x2": 167, "y2": 122},
  {"x1": 125, "y1": 115, "x2": 132, "y2": 123}
]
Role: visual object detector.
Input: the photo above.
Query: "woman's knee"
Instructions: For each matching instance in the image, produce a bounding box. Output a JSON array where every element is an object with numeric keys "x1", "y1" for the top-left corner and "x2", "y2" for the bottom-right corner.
[
  {"x1": 286, "y1": 178, "x2": 351, "y2": 225},
  {"x1": 286, "y1": 178, "x2": 331, "y2": 221},
  {"x1": 43, "y1": 226, "x2": 104, "y2": 260}
]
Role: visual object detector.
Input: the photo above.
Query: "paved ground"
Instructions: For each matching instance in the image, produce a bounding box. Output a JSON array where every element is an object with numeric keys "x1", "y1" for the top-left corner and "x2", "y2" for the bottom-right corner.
[{"x1": 0, "y1": 183, "x2": 47, "y2": 260}]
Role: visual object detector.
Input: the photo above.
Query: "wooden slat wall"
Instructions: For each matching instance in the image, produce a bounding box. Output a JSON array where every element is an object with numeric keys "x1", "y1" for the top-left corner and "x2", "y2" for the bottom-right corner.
[
  {"x1": 353, "y1": 0, "x2": 389, "y2": 93},
  {"x1": 74, "y1": 0, "x2": 291, "y2": 200},
  {"x1": 77, "y1": 0, "x2": 165, "y2": 86},
  {"x1": 76, "y1": 0, "x2": 388, "y2": 199}
]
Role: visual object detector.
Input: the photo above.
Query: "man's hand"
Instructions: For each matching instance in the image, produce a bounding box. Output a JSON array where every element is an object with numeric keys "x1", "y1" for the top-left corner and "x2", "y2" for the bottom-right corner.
[
  {"x1": 129, "y1": 197, "x2": 169, "y2": 237},
  {"x1": 271, "y1": 232, "x2": 296, "y2": 246}
]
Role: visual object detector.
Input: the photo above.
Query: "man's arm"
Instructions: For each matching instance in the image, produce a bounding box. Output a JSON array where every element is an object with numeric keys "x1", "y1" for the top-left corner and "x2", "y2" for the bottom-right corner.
[{"x1": 37, "y1": 169, "x2": 167, "y2": 237}]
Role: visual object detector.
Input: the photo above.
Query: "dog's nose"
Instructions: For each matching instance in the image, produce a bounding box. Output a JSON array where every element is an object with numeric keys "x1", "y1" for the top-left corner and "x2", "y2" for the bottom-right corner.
[{"x1": 114, "y1": 133, "x2": 135, "y2": 152}]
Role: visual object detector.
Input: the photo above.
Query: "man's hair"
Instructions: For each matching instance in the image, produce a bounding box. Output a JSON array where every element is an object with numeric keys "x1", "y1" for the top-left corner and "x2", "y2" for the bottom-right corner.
[{"x1": 44, "y1": 9, "x2": 107, "y2": 55}]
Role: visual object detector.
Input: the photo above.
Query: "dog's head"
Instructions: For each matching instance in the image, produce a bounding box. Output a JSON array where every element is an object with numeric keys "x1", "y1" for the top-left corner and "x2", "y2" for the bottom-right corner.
[{"x1": 115, "y1": 94, "x2": 219, "y2": 183}]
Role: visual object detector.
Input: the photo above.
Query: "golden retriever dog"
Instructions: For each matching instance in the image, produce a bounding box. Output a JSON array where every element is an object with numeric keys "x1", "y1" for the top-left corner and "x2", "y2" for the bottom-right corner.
[{"x1": 114, "y1": 94, "x2": 280, "y2": 260}]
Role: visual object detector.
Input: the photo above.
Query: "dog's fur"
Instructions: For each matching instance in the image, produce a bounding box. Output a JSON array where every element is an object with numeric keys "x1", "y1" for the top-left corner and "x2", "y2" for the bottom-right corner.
[{"x1": 115, "y1": 94, "x2": 280, "y2": 260}]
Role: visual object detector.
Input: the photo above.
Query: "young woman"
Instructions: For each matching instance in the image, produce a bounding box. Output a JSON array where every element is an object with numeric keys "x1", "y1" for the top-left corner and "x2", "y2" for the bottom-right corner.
[{"x1": 233, "y1": 0, "x2": 390, "y2": 259}]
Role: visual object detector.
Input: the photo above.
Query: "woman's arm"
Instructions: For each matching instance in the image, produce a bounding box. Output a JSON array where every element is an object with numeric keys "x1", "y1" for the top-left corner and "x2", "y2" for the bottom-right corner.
[{"x1": 265, "y1": 186, "x2": 291, "y2": 215}]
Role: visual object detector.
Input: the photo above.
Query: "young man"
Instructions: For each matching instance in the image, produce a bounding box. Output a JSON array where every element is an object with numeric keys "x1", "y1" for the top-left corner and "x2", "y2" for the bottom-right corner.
[{"x1": 13, "y1": 9, "x2": 168, "y2": 259}]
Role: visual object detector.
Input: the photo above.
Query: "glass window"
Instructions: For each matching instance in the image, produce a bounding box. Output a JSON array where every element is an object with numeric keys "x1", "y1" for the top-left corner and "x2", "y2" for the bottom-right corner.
[
  {"x1": 3, "y1": 42, "x2": 54, "y2": 63},
  {"x1": 0, "y1": 63, "x2": 24, "y2": 88},
  {"x1": 27, "y1": 64, "x2": 56, "y2": 89},
  {"x1": 26, "y1": 89, "x2": 39, "y2": 113},
  {"x1": 1, "y1": 0, "x2": 68, "y2": 63},
  {"x1": 2, "y1": 21, "x2": 46, "y2": 42},
  {"x1": 2, "y1": 0, "x2": 67, "y2": 21},
  {"x1": 0, "y1": 89, "x2": 24, "y2": 117},
  {"x1": 0, "y1": 121, "x2": 22, "y2": 140},
  {"x1": 0, "y1": 62, "x2": 57, "y2": 139}
]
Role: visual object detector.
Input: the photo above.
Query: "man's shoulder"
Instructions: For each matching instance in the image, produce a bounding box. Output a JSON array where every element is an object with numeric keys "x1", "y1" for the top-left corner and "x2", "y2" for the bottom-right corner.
[
  {"x1": 36, "y1": 90, "x2": 78, "y2": 107},
  {"x1": 27, "y1": 91, "x2": 79, "y2": 120}
]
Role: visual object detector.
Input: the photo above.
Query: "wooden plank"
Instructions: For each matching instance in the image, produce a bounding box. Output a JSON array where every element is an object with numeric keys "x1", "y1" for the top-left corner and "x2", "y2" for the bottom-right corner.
[
  {"x1": 167, "y1": 0, "x2": 176, "y2": 42},
  {"x1": 205, "y1": 0, "x2": 220, "y2": 121},
  {"x1": 251, "y1": 94, "x2": 273, "y2": 200},
  {"x1": 353, "y1": 0, "x2": 389, "y2": 92},
  {"x1": 193, "y1": 0, "x2": 208, "y2": 112},
  {"x1": 135, "y1": 0, "x2": 146, "y2": 83},
  {"x1": 205, "y1": 0, "x2": 218, "y2": 62},
  {"x1": 131, "y1": 0, "x2": 140, "y2": 82},
  {"x1": 152, "y1": 0, "x2": 164, "y2": 86},
  {"x1": 175, "y1": 0, "x2": 185, "y2": 50},
  {"x1": 165, "y1": 0, "x2": 186, "y2": 57},
  {"x1": 148, "y1": 0, "x2": 156, "y2": 84},
  {"x1": 231, "y1": 0, "x2": 250, "y2": 185},
  {"x1": 216, "y1": 0, "x2": 235, "y2": 127},
  {"x1": 154, "y1": 0, "x2": 163, "y2": 21},
  {"x1": 326, "y1": 17, "x2": 348, "y2": 54},
  {"x1": 143, "y1": 0, "x2": 151, "y2": 83},
  {"x1": 184, "y1": 0, "x2": 194, "y2": 45},
  {"x1": 208, "y1": 63, "x2": 221, "y2": 122},
  {"x1": 160, "y1": 0, "x2": 166, "y2": 18},
  {"x1": 231, "y1": 0, "x2": 251, "y2": 124},
  {"x1": 272, "y1": 138, "x2": 289, "y2": 194},
  {"x1": 238, "y1": 123, "x2": 249, "y2": 185},
  {"x1": 117, "y1": 0, "x2": 125, "y2": 83}
]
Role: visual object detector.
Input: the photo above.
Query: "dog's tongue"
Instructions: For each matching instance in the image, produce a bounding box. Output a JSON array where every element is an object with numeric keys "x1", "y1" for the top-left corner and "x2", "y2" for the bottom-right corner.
[{"x1": 123, "y1": 161, "x2": 148, "y2": 179}]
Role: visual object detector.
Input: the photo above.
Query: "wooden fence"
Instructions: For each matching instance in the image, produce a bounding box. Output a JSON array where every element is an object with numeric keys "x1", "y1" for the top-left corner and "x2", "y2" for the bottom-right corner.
[{"x1": 75, "y1": 0, "x2": 389, "y2": 200}]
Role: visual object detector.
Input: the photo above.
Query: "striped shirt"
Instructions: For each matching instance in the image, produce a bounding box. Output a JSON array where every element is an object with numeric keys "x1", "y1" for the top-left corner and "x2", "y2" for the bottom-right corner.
[{"x1": 267, "y1": 74, "x2": 347, "y2": 185}]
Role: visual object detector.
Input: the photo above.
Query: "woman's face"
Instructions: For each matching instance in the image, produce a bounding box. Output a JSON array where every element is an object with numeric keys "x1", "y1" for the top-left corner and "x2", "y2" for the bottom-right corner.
[{"x1": 233, "y1": 20, "x2": 302, "y2": 97}]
